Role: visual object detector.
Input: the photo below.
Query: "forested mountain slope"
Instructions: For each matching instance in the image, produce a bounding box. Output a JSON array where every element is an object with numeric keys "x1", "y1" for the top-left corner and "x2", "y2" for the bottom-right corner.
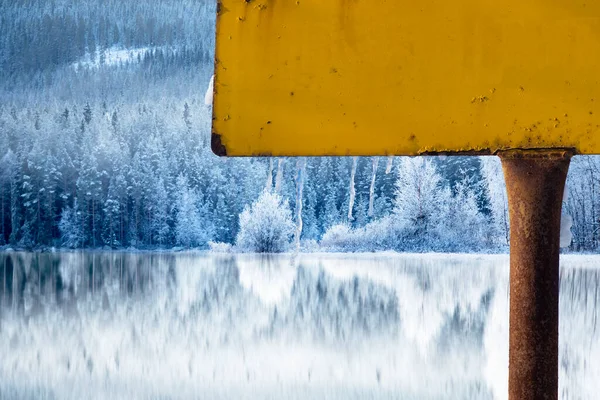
[{"x1": 0, "y1": 0, "x2": 598, "y2": 252}]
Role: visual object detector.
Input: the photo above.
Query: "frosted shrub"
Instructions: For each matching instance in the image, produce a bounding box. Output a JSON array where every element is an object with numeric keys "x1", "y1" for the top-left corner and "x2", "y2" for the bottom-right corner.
[
  {"x1": 320, "y1": 217, "x2": 399, "y2": 252},
  {"x1": 320, "y1": 224, "x2": 358, "y2": 252},
  {"x1": 174, "y1": 174, "x2": 214, "y2": 248},
  {"x1": 361, "y1": 216, "x2": 399, "y2": 250},
  {"x1": 300, "y1": 239, "x2": 320, "y2": 252},
  {"x1": 235, "y1": 190, "x2": 295, "y2": 253},
  {"x1": 208, "y1": 241, "x2": 232, "y2": 253}
]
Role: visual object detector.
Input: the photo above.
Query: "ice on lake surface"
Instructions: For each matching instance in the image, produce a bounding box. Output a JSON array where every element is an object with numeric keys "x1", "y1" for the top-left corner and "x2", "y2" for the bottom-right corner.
[{"x1": 0, "y1": 252, "x2": 599, "y2": 400}]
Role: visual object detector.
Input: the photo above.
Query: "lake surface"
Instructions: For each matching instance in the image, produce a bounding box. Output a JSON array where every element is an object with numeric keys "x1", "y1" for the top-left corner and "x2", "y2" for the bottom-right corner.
[{"x1": 0, "y1": 251, "x2": 598, "y2": 399}]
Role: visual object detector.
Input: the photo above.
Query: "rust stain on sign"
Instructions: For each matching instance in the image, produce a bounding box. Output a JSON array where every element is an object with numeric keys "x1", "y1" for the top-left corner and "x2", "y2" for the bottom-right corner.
[
  {"x1": 211, "y1": 133, "x2": 228, "y2": 156},
  {"x1": 212, "y1": 0, "x2": 600, "y2": 156}
]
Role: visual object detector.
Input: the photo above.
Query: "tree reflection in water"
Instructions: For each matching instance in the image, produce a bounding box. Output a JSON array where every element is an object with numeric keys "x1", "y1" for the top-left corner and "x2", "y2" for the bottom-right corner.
[{"x1": 0, "y1": 252, "x2": 598, "y2": 399}]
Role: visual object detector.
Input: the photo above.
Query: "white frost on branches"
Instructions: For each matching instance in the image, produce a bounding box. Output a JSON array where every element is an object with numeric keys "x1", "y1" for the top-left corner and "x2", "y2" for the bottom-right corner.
[
  {"x1": 385, "y1": 156, "x2": 394, "y2": 174},
  {"x1": 294, "y1": 159, "x2": 307, "y2": 252},
  {"x1": 561, "y1": 183, "x2": 573, "y2": 248},
  {"x1": 204, "y1": 74, "x2": 214, "y2": 106},
  {"x1": 265, "y1": 158, "x2": 274, "y2": 190},
  {"x1": 348, "y1": 156, "x2": 358, "y2": 221},
  {"x1": 274, "y1": 159, "x2": 285, "y2": 193},
  {"x1": 368, "y1": 157, "x2": 379, "y2": 217},
  {"x1": 236, "y1": 190, "x2": 295, "y2": 253}
]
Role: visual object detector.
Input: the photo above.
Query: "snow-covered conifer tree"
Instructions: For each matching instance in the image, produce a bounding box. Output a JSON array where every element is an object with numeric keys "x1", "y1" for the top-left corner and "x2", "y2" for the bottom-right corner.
[
  {"x1": 151, "y1": 176, "x2": 171, "y2": 246},
  {"x1": 59, "y1": 199, "x2": 84, "y2": 248},
  {"x1": 174, "y1": 174, "x2": 204, "y2": 248}
]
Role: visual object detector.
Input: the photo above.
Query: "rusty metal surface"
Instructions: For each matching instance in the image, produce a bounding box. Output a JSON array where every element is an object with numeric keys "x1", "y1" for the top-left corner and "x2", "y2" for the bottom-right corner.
[
  {"x1": 211, "y1": 132, "x2": 228, "y2": 157},
  {"x1": 500, "y1": 149, "x2": 573, "y2": 400},
  {"x1": 212, "y1": 0, "x2": 600, "y2": 156}
]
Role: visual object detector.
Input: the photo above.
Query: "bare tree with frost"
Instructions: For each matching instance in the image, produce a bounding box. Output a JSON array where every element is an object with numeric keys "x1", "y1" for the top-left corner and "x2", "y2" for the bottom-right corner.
[{"x1": 236, "y1": 190, "x2": 295, "y2": 253}]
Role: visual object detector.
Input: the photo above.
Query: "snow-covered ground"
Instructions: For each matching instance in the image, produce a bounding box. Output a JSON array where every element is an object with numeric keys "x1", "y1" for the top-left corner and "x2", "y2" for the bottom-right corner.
[
  {"x1": 72, "y1": 46, "x2": 167, "y2": 70},
  {"x1": 0, "y1": 252, "x2": 598, "y2": 399}
]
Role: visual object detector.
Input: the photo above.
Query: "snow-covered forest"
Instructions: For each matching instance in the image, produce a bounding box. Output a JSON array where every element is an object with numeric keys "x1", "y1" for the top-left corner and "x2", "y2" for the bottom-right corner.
[{"x1": 0, "y1": 0, "x2": 599, "y2": 252}]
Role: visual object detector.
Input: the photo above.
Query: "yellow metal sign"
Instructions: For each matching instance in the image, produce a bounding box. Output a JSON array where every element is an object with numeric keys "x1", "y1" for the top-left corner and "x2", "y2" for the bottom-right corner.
[{"x1": 212, "y1": 0, "x2": 600, "y2": 156}]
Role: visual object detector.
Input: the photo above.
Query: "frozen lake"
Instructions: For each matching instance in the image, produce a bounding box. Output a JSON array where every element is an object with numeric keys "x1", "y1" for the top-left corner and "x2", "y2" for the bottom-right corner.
[{"x1": 0, "y1": 251, "x2": 598, "y2": 399}]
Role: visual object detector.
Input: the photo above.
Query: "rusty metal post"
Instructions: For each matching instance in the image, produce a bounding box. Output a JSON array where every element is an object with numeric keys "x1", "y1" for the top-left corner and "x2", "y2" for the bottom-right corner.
[{"x1": 499, "y1": 149, "x2": 573, "y2": 400}]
